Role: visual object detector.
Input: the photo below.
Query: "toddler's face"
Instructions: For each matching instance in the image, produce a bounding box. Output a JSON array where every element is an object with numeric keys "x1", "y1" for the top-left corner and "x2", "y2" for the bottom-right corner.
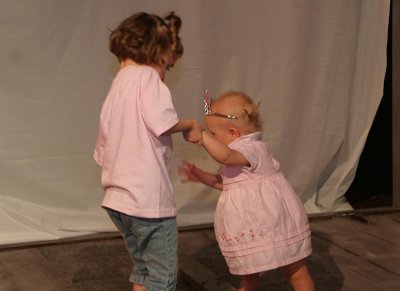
[{"x1": 205, "y1": 116, "x2": 236, "y2": 146}]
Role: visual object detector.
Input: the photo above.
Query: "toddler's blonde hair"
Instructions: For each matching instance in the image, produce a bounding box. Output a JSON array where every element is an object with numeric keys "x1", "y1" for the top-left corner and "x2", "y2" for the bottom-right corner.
[{"x1": 213, "y1": 91, "x2": 263, "y2": 133}]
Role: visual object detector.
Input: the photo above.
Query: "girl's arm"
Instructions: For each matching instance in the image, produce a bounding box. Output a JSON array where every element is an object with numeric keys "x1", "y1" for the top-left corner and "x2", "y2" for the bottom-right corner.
[
  {"x1": 162, "y1": 119, "x2": 203, "y2": 144},
  {"x1": 202, "y1": 131, "x2": 250, "y2": 167},
  {"x1": 178, "y1": 161, "x2": 223, "y2": 190}
]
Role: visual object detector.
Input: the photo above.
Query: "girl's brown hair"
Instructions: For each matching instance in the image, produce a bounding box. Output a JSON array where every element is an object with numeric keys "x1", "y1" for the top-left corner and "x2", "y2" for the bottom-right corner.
[{"x1": 109, "y1": 11, "x2": 183, "y2": 66}]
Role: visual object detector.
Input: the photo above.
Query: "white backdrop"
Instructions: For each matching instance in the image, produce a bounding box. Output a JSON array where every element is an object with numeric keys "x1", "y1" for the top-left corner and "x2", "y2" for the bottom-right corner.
[{"x1": 0, "y1": 0, "x2": 390, "y2": 245}]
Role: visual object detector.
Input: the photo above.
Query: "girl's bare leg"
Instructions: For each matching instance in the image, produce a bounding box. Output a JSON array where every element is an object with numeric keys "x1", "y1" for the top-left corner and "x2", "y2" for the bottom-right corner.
[
  {"x1": 282, "y1": 259, "x2": 315, "y2": 291},
  {"x1": 237, "y1": 273, "x2": 260, "y2": 291}
]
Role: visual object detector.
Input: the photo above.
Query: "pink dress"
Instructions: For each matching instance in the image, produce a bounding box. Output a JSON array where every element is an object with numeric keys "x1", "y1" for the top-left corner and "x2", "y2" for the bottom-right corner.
[{"x1": 214, "y1": 132, "x2": 312, "y2": 275}]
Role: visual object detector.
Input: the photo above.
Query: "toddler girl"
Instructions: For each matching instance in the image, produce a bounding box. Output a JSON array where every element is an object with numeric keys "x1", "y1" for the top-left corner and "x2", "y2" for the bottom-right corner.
[
  {"x1": 179, "y1": 91, "x2": 314, "y2": 291},
  {"x1": 94, "y1": 11, "x2": 202, "y2": 291}
]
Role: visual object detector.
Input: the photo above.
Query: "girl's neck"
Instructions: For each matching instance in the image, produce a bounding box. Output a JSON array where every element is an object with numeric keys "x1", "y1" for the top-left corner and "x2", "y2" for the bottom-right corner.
[{"x1": 120, "y1": 59, "x2": 139, "y2": 69}]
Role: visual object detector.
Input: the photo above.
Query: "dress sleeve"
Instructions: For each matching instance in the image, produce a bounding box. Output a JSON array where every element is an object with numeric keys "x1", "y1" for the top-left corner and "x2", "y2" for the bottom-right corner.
[{"x1": 139, "y1": 67, "x2": 179, "y2": 137}]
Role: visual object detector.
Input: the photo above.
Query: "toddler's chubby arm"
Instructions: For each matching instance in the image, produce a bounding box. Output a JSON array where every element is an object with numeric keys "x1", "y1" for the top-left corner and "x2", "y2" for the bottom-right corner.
[
  {"x1": 202, "y1": 131, "x2": 250, "y2": 167},
  {"x1": 178, "y1": 161, "x2": 223, "y2": 190},
  {"x1": 162, "y1": 119, "x2": 203, "y2": 144}
]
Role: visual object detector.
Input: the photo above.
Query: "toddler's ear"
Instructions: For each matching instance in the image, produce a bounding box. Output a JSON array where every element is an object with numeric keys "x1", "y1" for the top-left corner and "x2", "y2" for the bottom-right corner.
[{"x1": 229, "y1": 127, "x2": 241, "y2": 138}]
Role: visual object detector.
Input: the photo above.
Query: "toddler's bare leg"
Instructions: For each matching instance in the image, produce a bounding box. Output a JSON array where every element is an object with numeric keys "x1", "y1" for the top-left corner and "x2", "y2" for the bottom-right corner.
[
  {"x1": 238, "y1": 273, "x2": 260, "y2": 291},
  {"x1": 281, "y1": 259, "x2": 315, "y2": 291},
  {"x1": 133, "y1": 283, "x2": 146, "y2": 291}
]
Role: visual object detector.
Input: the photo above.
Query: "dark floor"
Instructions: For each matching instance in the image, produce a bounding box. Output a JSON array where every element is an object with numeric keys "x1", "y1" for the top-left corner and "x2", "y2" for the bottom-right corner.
[
  {"x1": 1, "y1": 211, "x2": 400, "y2": 291},
  {"x1": 0, "y1": 236, "x2": 195, "y2": 291},
  {"x1": 178, "y1": 211, "x2": 400, "y2": 291}
]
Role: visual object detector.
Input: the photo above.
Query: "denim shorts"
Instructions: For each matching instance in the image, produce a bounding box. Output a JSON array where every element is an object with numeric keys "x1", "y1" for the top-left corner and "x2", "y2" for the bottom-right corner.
[{"x1": 106, "y1": 208, "x2": 178, "y2": 291}]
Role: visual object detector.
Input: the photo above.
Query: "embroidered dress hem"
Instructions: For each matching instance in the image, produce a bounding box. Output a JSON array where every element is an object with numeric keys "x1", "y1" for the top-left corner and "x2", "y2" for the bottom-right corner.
[{"x1": 221, "y1": 227, "x2": 311, "y2": 257}]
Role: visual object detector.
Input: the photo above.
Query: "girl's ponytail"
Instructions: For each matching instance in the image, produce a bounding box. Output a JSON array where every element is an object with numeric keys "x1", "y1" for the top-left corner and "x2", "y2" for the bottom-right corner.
[{"x1": 164, "y1": 12, "x2": 183, "y2": 58}]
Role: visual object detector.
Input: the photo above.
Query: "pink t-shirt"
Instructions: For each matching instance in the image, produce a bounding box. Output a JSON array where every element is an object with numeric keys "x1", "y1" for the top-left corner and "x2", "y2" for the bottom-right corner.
[{"x1": 94, "y1": 65, "x2": 179, "y2": 218}]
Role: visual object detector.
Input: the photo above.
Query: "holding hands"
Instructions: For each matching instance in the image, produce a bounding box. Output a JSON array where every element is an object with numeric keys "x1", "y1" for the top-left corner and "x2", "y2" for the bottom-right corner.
[{"x1": 182, "y1": 120, "x2": 203, "y2": 145}]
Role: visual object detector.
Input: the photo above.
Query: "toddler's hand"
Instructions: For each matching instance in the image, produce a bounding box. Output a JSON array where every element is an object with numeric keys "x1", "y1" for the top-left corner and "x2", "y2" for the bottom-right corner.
[{"x1": 177, "y1": 161, "x2": 202, "y2": 183}]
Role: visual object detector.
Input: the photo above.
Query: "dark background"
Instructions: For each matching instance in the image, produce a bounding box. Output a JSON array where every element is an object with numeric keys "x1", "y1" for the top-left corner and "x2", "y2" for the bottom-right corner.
[{"x1": 345, "y1": 4, "x2": 393, "y2": 208}]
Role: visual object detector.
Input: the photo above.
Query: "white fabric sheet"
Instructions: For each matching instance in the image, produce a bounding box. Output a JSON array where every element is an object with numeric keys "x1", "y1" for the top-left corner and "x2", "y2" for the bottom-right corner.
[{"x1": 0, "y1": 0, "x2": 390, "y2": 245}]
